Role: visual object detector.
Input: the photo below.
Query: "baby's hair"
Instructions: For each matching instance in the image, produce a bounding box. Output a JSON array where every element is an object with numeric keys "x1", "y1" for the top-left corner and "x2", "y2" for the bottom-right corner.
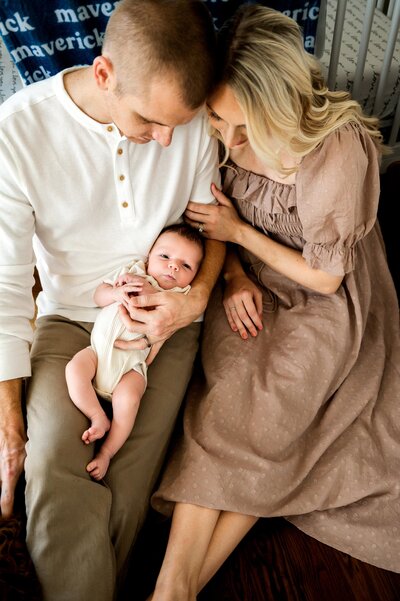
[{"x1": 161, "y1": 223, "x2": 205, "y2": 257}]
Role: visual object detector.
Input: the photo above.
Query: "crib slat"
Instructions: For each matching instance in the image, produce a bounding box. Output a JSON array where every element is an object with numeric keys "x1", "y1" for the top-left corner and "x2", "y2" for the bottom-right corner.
[
  {"x1": 373, "y1": 0, "x2": 400, "y2": 114},
  {"x1": 327, "y1": 0, "x2": 348, "y2": 90},
  {"x1": 387, "y1": 0, "x2": 396, "y2": 20},
  {"x1": 352, "y1": 0, "x2": 376, "y2": 99},
  {"x1": 388, "y1": 94, "x2": 400, "y2": 146}
]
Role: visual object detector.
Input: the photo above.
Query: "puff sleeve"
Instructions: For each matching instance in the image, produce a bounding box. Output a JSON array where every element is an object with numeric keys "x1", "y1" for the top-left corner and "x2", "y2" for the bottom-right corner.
[{"x1": 296, "y1": 124, "x2": 380, "y2": 276}]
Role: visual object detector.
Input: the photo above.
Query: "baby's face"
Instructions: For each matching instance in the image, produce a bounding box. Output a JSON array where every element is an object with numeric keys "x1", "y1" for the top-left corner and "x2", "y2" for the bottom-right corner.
[{"x1": 147, "y1": 231, "x2": 203, "y2": 289}]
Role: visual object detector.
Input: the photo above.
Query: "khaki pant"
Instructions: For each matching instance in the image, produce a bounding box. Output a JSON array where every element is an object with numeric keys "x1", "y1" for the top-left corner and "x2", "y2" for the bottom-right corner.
[{"x1": 25, "y1": 315, "x2": 200, "y2": 601}]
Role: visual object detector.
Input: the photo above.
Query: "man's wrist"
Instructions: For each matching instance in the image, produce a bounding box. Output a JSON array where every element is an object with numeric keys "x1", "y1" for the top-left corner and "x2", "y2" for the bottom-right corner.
[
  {"x1": 223, "y1": 269, "x2": 243, "y2": 283},
  {"x1": 188, "y1": 283, "x2": 209, "y2": 315}
]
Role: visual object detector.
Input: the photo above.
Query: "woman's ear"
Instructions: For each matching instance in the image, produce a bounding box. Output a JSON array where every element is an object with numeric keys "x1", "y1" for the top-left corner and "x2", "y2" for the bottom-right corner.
[{"x1": 93, "y1": 55, "x2": 115, "y2": 91}]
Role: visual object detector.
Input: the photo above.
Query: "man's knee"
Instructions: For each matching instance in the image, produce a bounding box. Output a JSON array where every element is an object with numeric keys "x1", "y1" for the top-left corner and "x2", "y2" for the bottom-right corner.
[{"x1": 25, "y1": 427, "x2": 92, "y2": 485}]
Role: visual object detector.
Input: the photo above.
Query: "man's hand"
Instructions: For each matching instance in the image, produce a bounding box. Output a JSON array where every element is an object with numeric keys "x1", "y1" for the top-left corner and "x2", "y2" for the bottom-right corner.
[
  {"x1": 0, "y1": 379, "x2": 26, "y2": 517},
  {"x1": 114, "y1": 288, "x2": 207, "y2": 350},
  {"x1": 145, "y1": 340, "x2": 165, "y2": 365}
]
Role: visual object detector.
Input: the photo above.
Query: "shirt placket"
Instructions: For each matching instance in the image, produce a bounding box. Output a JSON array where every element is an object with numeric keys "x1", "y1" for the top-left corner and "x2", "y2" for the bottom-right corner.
[{"x1": 106, "y1": 125, "x2": 135, "y2": 222}]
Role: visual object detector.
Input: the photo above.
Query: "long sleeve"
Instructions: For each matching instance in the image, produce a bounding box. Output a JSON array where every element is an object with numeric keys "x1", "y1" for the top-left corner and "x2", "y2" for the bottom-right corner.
[{"x1": 0, "y1": 132, "x2": 35, "y2": 380}]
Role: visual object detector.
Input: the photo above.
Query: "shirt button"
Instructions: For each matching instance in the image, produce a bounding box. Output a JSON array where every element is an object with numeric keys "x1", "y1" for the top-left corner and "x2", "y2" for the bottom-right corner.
[
  {"x1": 121, "y1": 201, "x2": 129, "y2": 208},
  {"x1": 119, "y1": 175, "x2": 125, "y2": 181},
  {"x1": 117, "y1": 148, "x2": 123, "y2": 155},
  {"x1": 107, "y1": 125, "x2": 113, "y2": 132}
]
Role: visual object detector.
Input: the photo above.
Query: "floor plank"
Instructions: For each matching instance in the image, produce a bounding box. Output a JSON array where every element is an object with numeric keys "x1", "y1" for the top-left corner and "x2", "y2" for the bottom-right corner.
[{"x1": 124, "y1": 514, "x2": 400, "y2": 601}]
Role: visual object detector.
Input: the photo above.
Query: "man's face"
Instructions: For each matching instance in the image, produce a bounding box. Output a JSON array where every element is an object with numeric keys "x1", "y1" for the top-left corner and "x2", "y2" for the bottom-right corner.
[
  {"x1": 147, "y1": 231, "x2": 203, "y2": 289},
  {"x1": 106, "y1": 76, "x2": 199, "y2": 147}
]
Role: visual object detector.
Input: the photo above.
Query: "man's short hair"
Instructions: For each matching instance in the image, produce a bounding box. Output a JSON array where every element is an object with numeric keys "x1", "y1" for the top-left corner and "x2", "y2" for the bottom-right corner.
[{"x1": 103, "y1": 0, "x2": 216, "y2": 108}]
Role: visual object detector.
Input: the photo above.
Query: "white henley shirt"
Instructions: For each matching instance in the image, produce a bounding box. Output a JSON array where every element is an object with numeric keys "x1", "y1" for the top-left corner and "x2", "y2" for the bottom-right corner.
[{"x1": 0, "y1": 67, "x2": 220, "y2": 381}]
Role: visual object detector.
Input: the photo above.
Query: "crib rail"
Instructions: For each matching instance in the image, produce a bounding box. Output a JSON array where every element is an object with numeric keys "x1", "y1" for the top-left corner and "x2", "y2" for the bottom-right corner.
[{"x1": 326, "y1": 0, "x2": 400, "y2": 159}]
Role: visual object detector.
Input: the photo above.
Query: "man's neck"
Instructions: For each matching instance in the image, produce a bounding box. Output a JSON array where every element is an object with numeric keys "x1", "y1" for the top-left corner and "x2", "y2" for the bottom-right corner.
[{"x1": 63, "y1": 66, "x2": 111, "y2": 124}]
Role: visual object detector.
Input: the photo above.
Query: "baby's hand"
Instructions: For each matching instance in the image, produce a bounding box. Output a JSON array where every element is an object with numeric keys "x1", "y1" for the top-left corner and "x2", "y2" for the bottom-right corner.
[
  {"x1": 114, "y1": 273, "x2": 144, "y2": 287},
  {"x1": 124, "y1": 279, "x2": 158, "y2": 313},
  {"x1": 138, "y1": 279, "x2": 159, "y2": 295},
  {"x1": 112, "y1": 283, "x2": 144, "y2": 305}
]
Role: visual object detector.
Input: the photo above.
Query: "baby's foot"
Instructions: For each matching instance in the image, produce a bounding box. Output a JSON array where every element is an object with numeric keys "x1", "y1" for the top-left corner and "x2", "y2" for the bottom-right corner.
[
  {"x1": 86, "y1": 452, "x2": 111, "y2": 480},
  {"x1": 82, "y1": 412, "x2": 110, "y2": 444}
]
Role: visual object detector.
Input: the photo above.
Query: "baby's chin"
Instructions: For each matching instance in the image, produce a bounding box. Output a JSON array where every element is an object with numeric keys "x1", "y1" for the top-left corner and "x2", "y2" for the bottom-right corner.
[{"x1": 155, "y1": 274, "x2": 180, "y2": 289}]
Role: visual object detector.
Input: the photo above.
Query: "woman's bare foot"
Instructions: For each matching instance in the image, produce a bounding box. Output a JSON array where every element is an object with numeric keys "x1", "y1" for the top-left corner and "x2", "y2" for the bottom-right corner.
[
  {"x1": 82, "y1": 411, "x2": 110, "y2": 444},
  {"x1": 86, "y1": 449, "x2": 111, "y2": 480}
]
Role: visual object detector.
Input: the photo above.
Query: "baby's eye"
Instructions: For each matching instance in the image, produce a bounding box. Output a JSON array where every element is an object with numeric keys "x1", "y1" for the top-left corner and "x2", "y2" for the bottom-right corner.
[
  {"x1": 160, "y1": 254, "x2": 169, "y2": 259},
  {"x1": 183, "y1": 264, "x2": 192, "y2": 270}
]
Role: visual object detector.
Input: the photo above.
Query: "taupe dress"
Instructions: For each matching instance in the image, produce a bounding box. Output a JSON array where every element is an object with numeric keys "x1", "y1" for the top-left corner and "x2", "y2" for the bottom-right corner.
[{"x1": 152, "y1": 124, "x2": 400, "y2": 572}]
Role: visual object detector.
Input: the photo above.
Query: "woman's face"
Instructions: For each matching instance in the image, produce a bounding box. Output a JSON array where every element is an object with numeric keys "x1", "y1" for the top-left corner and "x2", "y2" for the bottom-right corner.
[{"x1": 206, "y1": 85, "x2": 249, "y2": 150}]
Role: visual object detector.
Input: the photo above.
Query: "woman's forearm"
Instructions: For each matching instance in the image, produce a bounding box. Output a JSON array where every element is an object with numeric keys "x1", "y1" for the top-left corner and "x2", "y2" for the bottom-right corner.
[{"x1": 234, "y1": 222, "x2": 343, "y2": 294}]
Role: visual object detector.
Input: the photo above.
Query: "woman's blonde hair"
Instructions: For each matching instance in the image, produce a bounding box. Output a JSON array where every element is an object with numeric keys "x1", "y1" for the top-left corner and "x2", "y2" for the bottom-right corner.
[{"x1": 214, "y1": 5, "x2": 384, "y2": 173}]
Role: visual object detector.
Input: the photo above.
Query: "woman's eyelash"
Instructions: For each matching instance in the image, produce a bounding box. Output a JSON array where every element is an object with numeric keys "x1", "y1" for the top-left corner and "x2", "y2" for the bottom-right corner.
[{"x1": 208, "y1": 109, "x2": 221, "y2": 121}]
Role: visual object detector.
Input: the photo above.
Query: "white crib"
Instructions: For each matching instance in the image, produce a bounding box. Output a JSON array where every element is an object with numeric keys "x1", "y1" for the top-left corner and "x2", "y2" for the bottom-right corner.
[
  {"x1": 0, "y1": 0, "x2": 399, "y2": 167},
  {"x1": 319, "y1": 0, "x2": 400, "y2": 168}
]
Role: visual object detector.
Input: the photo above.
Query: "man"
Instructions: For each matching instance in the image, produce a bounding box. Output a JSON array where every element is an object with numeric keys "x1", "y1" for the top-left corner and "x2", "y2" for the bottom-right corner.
[{"x1": 0, "y1": 1, "x2": 223, "y2": 599}]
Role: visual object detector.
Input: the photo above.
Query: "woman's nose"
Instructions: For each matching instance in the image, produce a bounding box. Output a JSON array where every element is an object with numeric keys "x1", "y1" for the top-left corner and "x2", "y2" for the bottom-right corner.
[{"x1": 223, "y1": 126, "x2": 241, "y2": 149}]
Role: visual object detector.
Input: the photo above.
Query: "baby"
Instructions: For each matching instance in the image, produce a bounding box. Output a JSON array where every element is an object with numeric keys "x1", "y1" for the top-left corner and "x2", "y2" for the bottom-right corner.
[{"x1": 65, "y1": 224, "x2": 204, "y2": 480}]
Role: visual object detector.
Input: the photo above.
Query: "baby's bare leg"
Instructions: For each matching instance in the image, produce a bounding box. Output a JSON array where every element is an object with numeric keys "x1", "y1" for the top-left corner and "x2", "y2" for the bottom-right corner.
[
  {"x1": 65, "y1": 347, "x2": 110, "y2": 444},
  {"x1": 86, "y1": 370, "x2": 146, "y2": 480}
]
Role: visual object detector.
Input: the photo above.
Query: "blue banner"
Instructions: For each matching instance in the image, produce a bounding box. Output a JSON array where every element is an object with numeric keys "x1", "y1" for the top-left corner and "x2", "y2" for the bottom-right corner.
[
  {"x1": 204, "y1": 1, "x2": 321, "y2": 52},
  {"x1": 0, "y1": 1, "x2": 322, "y2": 85}
]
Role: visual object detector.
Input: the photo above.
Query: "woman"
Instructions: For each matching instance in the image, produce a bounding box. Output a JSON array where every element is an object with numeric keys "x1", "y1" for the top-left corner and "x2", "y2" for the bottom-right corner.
[{"x1": 150, "y1": 6, "x2": 400, "y2": 599}]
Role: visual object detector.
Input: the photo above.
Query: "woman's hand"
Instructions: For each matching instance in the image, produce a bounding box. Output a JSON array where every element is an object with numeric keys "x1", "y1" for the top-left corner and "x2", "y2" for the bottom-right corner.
[
  {"x1": 223, "y1": 273, "x2": 263, "y2": 339},
  {"x1": 185, "y1": 184, "x2": 243, "y2": 243}
]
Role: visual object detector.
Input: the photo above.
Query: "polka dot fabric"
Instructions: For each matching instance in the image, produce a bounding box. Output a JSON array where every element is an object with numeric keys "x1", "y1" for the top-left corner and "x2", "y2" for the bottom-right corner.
[{"x1": 152, "y1": 124, "x2": 400, "y2": 573}]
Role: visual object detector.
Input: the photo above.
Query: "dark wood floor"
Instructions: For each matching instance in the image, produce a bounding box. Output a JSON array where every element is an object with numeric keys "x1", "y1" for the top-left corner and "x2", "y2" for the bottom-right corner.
[{"x1": 124, "y1": 511, "x2": 400, "y2": 601}]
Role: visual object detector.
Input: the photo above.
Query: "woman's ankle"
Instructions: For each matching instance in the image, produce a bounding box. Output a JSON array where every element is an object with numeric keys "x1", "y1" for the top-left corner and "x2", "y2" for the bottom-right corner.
[{"x1": 152, "y1": 574, "x2": 197, "y2": 601}]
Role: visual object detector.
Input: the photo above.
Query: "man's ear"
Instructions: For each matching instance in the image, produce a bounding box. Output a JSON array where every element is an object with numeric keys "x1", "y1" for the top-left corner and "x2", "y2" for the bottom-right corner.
[{"x1": 93, "y1": 55, "x2": 116, "y2": 91}]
